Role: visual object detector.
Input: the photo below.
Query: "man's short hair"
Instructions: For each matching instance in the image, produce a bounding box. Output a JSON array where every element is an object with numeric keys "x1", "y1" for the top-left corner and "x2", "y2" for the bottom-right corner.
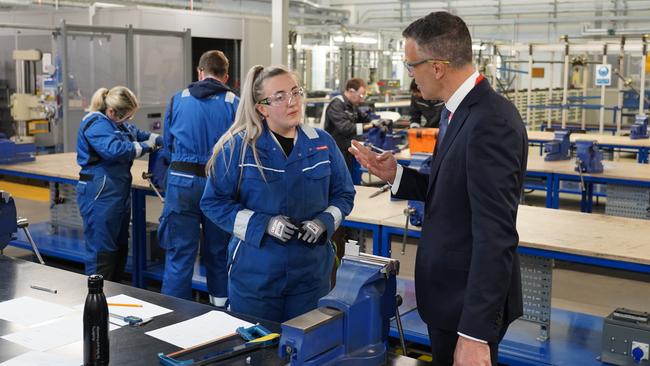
[
  {"x1": 345, "y1": 78, "x2": 367, "y2": 92},
  {"x1": 198, "y1": 50, "x2": 229, "y2": 78},
  {"x1": 402, "y1": 12, "x2": 473, "y2": 68}
]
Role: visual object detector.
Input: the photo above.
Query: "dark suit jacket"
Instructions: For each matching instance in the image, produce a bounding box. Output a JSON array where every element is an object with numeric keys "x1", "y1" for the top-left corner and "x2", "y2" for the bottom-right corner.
[{"x1": 394, "y1": 78, "x2": 527, "y2": 343}]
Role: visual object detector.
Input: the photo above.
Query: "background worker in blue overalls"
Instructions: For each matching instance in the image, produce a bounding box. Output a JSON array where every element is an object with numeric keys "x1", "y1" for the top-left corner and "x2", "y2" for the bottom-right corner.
[
  {"x1": 76, "y1": 86, "x2": 161, "y2": 281},
  {"x1": 200, "y1": 65, "x2": 355, "y2": 322},
  {"x1": 158, "y1": 50, "x2": 239, "y2": 302}
]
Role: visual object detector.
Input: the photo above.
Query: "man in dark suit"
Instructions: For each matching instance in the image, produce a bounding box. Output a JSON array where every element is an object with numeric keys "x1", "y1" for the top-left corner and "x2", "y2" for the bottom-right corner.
[{"x1": 349, "y1": 12, "x2": 527, "y2": 366}]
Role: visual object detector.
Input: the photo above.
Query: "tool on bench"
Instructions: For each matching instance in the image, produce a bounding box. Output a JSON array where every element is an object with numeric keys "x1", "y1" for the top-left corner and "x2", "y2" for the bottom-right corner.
[
  {"x1": 158, "y1": 324, "x2": 279, "y2": 366},
  {"x1": 110, "y1": 313, "x2": 152, "y2": 327},
  {"x1": 369, "y1": 184, "x2": 391, "y2": 198}
]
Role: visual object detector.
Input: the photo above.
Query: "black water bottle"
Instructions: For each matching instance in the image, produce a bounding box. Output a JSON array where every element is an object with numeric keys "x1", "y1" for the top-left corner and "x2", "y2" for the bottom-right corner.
[{"x1": 83, "y1": 274, "x2": 109, "y2": 366}]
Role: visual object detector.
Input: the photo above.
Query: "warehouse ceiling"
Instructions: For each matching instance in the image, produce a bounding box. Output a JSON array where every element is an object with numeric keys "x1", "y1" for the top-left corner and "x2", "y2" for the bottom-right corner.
[{"x1": 2, "y1": 0, "x2": 650, "y2": 30}]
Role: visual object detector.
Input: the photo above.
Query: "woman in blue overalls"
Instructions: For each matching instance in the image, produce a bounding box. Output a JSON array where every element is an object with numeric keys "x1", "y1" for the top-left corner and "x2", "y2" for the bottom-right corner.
[
  {"x1": 201, "y1": 65, "x2": 355, "y2": 322},
  {"x1": 76, "y1": 86, "x2": 161, "y2": 281}
]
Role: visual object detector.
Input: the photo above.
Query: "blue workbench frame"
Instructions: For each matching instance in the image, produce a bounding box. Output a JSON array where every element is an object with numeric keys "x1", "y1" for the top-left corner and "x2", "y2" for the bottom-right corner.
[
  {"x1": 342, "y1": 219, "x2": 382, "y2": 255},
  {"x1": 0, "y1": 167, "x2": 149, "y2": 288},
  {"x1": 551, "y1": 172, "x2": 650, "y2": 212},
  {"x1": 383, "y1": 222, "x2": 650, "y2": 365}
]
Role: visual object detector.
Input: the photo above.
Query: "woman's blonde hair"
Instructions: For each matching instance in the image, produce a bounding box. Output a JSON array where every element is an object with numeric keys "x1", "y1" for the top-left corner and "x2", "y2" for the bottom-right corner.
[
  {"x1": 206, "y1": 65, "x2": 294, "y2": 177},
  {"x1": 89, "y1": 86, "x2": 139, "y2": 121}
]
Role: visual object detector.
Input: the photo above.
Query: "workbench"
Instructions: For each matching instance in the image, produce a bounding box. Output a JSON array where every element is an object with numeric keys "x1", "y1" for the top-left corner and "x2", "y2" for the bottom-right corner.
[
  {"x1": 0, "y1": 153, "x2": 154, "y2": 288},
  {"x1": 392, "y1": 149, "x2": 650, "y2": 211},
  {"x1": 527, "y1": 130, "x2": 650, "y2": 163},
  {"x1": 539, "y1": 123, "x2": 618, "y2": 134},
  {"x1": 382, "y1": 206, "x2": 650, "y2": 365},
  {"x1": 0, "y1": 255, "x2": 425, "y2": 365},
  {"x1": 526, "y1": 154, "x2": 650, "y2": 212},
  {"x1": 344, "y1": 185, "x2": 408, "y2": 254}
]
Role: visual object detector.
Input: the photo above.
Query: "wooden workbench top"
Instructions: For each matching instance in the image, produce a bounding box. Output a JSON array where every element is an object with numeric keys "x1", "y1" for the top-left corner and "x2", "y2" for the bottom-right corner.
[
  {"x1": 0, "y1": 152, "x2": 151, "y2": 189},
  {"x1": 381, "y1": 205, "x2": 650, "y2": 266},
  {"x1": 393, "y1": 148, "x2": 650, "y2": 179},
  {"x1": 528, "y1": 130, "x2": 650, "y2": 147},
  {"x1": 527, "y1": 154, "x2": 650, "y2": 181},
  {"x1": 348, "y1": 185, "x2": 408, "y2": 225}
]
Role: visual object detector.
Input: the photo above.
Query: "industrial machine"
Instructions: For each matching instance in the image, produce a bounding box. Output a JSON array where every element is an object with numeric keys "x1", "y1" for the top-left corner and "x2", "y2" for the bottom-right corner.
[
  {"x1": 1, "y1": 49, "x2": 57, "y2": 164},
  {"x1": 279, "y1": 253, "x2": 401, "y2": 365},
  {"x1": 574, "y1": 140, "x2": 604, "y2": 173},
  {"x1": 543, "y1": 130, "x2": 572, "y2": 161},
  {"x1": 601, "y1": 308, "x2": 650, "y2": 365},
  {"x1": 631, "y1": 114, "x2": 649, "y2": 140},
  {"x1": 0, "y1": 190, "x2": 44, "y2": 264}
]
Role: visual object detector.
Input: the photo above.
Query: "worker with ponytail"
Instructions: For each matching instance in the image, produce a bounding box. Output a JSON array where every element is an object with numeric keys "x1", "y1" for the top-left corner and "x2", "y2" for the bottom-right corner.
[
  {"x1": 76, "y1": 86, "x2": 162, "y2": 280},
  {"x1": 201, "y1": 65, "x2": 355, "y2": 322}
]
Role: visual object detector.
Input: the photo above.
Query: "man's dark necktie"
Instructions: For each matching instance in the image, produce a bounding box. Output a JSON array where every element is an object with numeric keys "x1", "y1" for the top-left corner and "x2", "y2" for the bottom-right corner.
[{"x1": 438, "y1": 107, "x2": 450, "y2": 147}]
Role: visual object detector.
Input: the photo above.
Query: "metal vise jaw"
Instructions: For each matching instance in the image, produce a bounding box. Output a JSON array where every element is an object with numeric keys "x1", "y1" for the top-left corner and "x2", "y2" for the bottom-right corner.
[
  {"x1": 575, "y1": 140, "x2": 604, "y2": 173},
  {"x1": 544, "y1": 130, "x2": 572, "y2": 161},
  {"x1": 279, "y1": 253, "x2": 400, "y2": 366},
  {"x1": 630, "y1": 114, "x2": 649, "y2": 140},
  {"x1": 0, "y1": 191, "x2": 18, "y2": 250}
]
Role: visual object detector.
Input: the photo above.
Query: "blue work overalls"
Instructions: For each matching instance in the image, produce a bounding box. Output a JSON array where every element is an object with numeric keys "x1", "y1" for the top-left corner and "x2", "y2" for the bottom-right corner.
[
  {"x1": 158, "y1": 78, "x2": 239, "y2": 300},
  {"x1": 76, "y1": 111, "x2": 156, "y2": 280},
  {"x1": 200, "y1": 123, "x2": 355, "y2": 322}
]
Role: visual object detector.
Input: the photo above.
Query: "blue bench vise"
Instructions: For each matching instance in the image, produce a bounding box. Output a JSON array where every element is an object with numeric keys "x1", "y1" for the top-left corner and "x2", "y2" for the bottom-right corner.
[
  {"x1": 0, "y1": 191, "x2": 18, "y2": 251},
  {"x1": 630, "y1": 114, "x2": 649, "y2": 140},
  {"x1": 279, "y1": 253, "x2": 400, "y2": 366},
  {"x1": 406, "y1": 153, "x2": 432, "y2": 227},
  {"x1": 543, "y1": 130, "x2": 572, "y2": 161},
  {"x1": 0, "y1": 135, "x2": 36, "y2": 164},
  {"x1": 366, "y1": 120, "x2": 402, "y2": 153},
  {"x1": 575, "y1": 140, "x2": 604, "y2": 173}
]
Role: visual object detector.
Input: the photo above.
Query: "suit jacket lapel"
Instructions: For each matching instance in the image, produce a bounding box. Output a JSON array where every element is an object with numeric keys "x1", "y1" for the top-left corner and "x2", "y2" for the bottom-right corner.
[{"x1": 426, "y1": 79, "x2": 490, "y2": 196}]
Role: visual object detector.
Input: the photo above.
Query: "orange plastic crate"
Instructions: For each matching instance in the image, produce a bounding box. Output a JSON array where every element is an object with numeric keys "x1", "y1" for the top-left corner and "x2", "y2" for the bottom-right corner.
[{"x1": 408, "y1": 128, "x2": 438, "y2": 154}]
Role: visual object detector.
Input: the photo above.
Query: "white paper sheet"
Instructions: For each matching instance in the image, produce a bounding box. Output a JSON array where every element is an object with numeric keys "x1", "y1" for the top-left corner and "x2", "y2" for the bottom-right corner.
[
  {"x1": 0, "y1": 297, "x2": 74, "y2": 326},
  {"x1": 145, "y1": 311, "x2": 253, "y2": 349},
  {"x1": 0, "y1": 351, "x2": 79, "y2": 366},
  {"x1": 74, "y1": 294, "x2": 172, "y2": 320},
  {"x1": 48, "y1": 340, "x2": 83, "y2": 365},
  {"x1": 1, "y1": 312, "x2": 118, "y2": 352}
]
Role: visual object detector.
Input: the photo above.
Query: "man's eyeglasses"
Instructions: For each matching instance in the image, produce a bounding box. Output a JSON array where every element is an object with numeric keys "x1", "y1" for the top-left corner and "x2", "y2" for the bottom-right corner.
[
  {"x1": 257, "y1": 87, "x2": 305, "y2": 107},
  {"x1": 351, "y1": 89, "x2": 366, "y2": 99},
  {"x1": 403, "y1": 59, "x2": 451, "y2": 73}
]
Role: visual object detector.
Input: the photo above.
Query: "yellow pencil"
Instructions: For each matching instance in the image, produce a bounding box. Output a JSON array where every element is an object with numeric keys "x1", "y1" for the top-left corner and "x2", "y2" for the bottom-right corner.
[{"x1": 107, "y1": 303, "x2": 143, "y2": 308}]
